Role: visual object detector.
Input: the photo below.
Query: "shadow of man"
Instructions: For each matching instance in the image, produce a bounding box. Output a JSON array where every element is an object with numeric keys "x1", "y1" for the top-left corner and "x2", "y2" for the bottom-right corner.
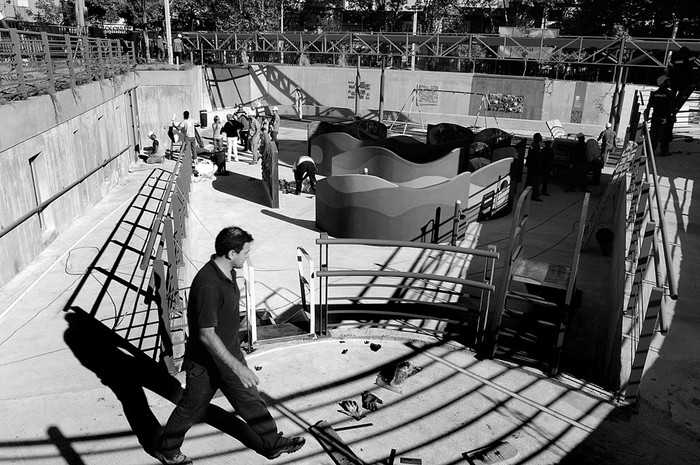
[{"x1": 63, "y1": 306, "x2": 263, "y2": 455}]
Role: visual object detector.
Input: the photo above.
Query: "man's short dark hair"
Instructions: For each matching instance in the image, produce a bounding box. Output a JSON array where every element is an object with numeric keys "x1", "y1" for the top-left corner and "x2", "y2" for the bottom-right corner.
[
  {"x1": 215, "y1": 226, "x2": 253, "y2": 256},
  {"x1": 183, "y1": 111, "x2": 190, "y2": 119}
]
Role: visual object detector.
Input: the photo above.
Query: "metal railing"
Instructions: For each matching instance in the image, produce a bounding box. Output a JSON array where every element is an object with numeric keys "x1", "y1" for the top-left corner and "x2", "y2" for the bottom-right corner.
[
  {"x1": 0, "y1": 145, "x2": 130, "y2": 242},
  {"x1": 179, "y1": 30, "x2": 699, "y2": 79},
  {"x1": 0, "y1": 27, "x2": 135, "y2": 100},
  {"x1": 144, "y1": 145, "x2": 193, "y2": 373},
  {"x1": 620, "y1": 89, "x2": 680, "y2": 404},
  {"x1": 316, "y1": 235, "x2": 498, "y2": 347}
]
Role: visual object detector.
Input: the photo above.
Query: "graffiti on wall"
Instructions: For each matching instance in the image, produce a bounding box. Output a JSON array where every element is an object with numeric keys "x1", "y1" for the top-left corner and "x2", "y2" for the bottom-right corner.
[
  {"x1": 348, "y1": 81, "x2": 371, "y2": 100},
  {"x1": 487, "y1": 93, "x2": 524, "y2": 113},
  {"x1": 417, "y1": 85, "x2": 439, "y2": 106}
]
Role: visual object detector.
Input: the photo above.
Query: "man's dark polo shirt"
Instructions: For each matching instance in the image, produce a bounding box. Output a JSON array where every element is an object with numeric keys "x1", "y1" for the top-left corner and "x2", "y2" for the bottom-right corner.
[{"x1": 184, "y1": 259, "x2": 244, "y2": 368}]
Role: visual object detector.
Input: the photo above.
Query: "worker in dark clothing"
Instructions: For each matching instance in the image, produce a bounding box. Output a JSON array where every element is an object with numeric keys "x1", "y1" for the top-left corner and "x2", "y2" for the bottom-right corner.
[
  {"x1": 644, "y1": 77, "x2": 677, "y2": 157},
  {"x1": 668, "y1": 46, "x2": 700, "y2": 112},
  {"x1": 525, "y1": 133, "x2": 543, "y2": 202},
  {"x1": 540, "y1": 139, "x2": 555, "y2": 196},
  {"x1": 293, "y1": 155, "x2": 317, "y2": 195},
  {"x1": 567, "y1": 133, "x2": 590, "y2": 193}
]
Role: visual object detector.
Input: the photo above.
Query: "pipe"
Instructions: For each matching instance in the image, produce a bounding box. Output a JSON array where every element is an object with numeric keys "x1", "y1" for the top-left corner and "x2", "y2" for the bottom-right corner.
[
  {"x1": 642, "y1": 123, "x2": 679, "y2": 300},
  {"x1": 0, "y1": 146, "x2": 130, "y2": 242}
]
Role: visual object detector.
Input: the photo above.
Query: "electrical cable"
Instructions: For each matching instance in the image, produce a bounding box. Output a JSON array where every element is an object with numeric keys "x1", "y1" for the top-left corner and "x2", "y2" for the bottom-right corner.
[
  {"x1": 0, "y1": 276, "x2": 81, "y2": 349},
  {"x1": 0, "y1": 190, "x2": 141, "y2": 323}
]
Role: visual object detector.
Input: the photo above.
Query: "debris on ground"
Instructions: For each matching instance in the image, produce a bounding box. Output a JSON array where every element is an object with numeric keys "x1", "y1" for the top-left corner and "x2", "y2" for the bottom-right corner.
[
  {"x1": 338, "y1": 399, "x2": 366, "y2": 421},
  {"x1": 375, "y1": 361, "x2": 422, "y2": 394},
  {"x1": 361, "y1": 391, "x2": 383, "y2": 411},
  {"x1": 309, "y1": 420, "x2": 366, "y2": 464},
  {"x1": 369, "y1": 343, "x2": 381, "y2": 352},
  {"x1": 463, "y1": 440, "x2": 518, "y2": 465}
]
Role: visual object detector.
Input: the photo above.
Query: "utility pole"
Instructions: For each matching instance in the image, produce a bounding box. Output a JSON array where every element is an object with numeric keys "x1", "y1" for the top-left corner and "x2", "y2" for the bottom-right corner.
[
  {"x1": 411, "y1": 9, "x2": 418, "y2": 71},
  {"x1": 165, "y1": 0, "x2": 173, "y2": 65}
]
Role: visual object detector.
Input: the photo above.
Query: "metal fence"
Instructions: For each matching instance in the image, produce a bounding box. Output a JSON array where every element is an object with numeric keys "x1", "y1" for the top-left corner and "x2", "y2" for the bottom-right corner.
[
  {"x1": 0, "y1": 27, "x2": 135, "y2": 101},
  {"x1": 179, "y1": 31, "x2": 700, "y2": 83}
]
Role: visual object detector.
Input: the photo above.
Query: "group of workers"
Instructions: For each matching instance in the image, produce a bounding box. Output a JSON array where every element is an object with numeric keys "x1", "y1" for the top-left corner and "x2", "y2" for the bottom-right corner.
[{"x1": 525, "y1": 122, "x2": 617, "y2": 200}]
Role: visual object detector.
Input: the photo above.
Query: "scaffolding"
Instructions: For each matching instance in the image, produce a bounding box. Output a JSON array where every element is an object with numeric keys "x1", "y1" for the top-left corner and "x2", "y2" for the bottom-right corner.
[{"x1": 386, "y1": 87, "x2": 498, "y2": 134}]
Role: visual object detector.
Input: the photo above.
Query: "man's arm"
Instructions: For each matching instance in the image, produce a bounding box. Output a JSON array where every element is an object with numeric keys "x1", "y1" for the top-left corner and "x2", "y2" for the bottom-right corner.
[{"x1": 199, "y1": 327, "x2": 259, "y2": 388}]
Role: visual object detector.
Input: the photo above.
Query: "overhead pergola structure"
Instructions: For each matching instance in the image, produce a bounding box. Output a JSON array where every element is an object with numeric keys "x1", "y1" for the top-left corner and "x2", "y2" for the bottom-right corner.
[{"x1": 179, "y1": 30, "x2": 700, "y2": 73}]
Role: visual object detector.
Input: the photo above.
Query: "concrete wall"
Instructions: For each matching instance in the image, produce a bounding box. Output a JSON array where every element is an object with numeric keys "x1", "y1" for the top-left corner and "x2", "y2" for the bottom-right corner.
[
  {"x1": 0, "y1": 77, "x2": 138, "y2": 286},
  {"x1": 0, "y1": 67, "x2": 205, "y2": 288},
  {"x1": 136, "y1": 67, "x2": 205, "y2": 147},
  {"x1": 206, "y1": 64, "x2": 644, "y2": 138}
]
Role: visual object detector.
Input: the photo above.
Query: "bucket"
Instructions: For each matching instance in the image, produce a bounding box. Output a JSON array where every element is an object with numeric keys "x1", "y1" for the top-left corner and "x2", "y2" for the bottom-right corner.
[{"x1": 595, "y1": 228, "x2": 614, "y2": 256}]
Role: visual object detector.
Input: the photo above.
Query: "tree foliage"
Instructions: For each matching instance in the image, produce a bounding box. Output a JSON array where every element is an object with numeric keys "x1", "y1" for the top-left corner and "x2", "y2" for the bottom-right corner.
[
  {"x1": 35, "y1": 0, "x2": 65, "y2": 25},
  {"x1": 54, "y1": 0, "x2": 700, "y2": 37}
]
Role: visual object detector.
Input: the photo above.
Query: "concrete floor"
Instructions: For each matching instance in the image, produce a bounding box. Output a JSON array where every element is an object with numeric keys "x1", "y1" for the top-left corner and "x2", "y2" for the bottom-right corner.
[{"x1": 0, "y1": 125, "x2": 699, "y2": 464}]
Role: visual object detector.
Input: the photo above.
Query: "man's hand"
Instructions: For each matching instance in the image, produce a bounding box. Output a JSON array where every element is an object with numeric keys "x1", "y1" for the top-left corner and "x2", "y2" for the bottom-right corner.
[
  {"x1": 234, "y1": 365, "x2": 260, "y2": 389},
  {"x1": 200, "y1": 327, "x2": 259, "y2": 388}
]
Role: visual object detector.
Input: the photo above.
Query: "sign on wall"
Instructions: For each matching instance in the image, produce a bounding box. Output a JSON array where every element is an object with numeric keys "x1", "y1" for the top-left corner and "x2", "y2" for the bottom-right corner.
[
  {"x1": 417, "y1": 84, "x2": 439, "y2": 106},
  {"x1": 570, "y1": 81, "x2": 587, "y2": 123},
  {"x1": 348, "y1": 81, "x2": 371, "y2": 100},
  {"x1": 487, "y1": 93, "x2": 524, "y2": 113}
]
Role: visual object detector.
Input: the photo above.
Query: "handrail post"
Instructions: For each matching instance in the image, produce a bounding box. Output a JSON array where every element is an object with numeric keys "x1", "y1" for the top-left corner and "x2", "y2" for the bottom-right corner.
[
  {"x1": 40, "y1": 31, "x2": 55, "y2": 93},
  {"x1": 297, "y1": 247, "x2": 316, "y2": 337},
  {"x1": 319, "y1": 232, "x2": 329, "y2": 336},
  {"x1": 244, "y1": 259, "x2": 257, "y2": 350},
  {"x1": 451, "y1": 200, "x2": 462, "y2": 246},
  {"x1": 642, "y1": 123, "x2": 679, "y2": 300},
  {"x1": 9, "y1": 28, "x2": 28, "y2": 98},
  {"x1": 64, "y1": 34, "x2": 76, "y2": 87}
]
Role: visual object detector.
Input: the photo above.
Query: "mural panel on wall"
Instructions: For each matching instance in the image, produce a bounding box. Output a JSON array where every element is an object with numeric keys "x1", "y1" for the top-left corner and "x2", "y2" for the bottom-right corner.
[
  {"x1": 348, "y1": 81, "x2": 371, "y2": 100},
  {"x1": 487, "y1": 93, "x2": 524, "y2": 113},
  {"x1": 417, "y1": 85, "x2": 439, "y2": 106}
]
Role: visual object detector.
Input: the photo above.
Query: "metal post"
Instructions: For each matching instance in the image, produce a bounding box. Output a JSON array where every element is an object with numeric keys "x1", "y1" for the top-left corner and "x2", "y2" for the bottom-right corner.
[
  {"x1": 610, "y1": 35, "x2": 626, "y2": 130},
  {"x1": 451, "y1": 200, "x2": 462, "y2": 246},
  {"x1": 411, "y1": 10, "x2": 417, "y2": 71},
  {"x1": 9, "y1": 29, "x2": 27, "y2": 98},
  {"x1": 355, "y1": 55, "x2": 360, "y2": 116},
  {"x1": 41, "y1": 32, "x2": 55, "y2": 93},
  {"x1": 379, "y1": 56, "x2": 385, "y2": 123}
]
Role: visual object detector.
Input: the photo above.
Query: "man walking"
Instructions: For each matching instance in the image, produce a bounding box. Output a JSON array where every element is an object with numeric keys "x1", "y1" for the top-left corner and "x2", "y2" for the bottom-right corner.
[
  {"x1": 597, "y1": 122, "x2": 616, "y2": 164},
  {"x1": 174, "y1": 111, "x2": 197, "y2": 160},
  {"x1": 150, "y1": 227, "x2": 305, "y2": 465}
]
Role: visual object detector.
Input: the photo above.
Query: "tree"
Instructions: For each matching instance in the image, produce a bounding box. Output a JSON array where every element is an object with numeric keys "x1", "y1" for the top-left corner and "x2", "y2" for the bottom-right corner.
[
  {"x1": 561, "y1": 0, "x2": 700, "y2": 37},
  {"x1": 35, "y1": 0, "x2": 64, "y2": 25}
]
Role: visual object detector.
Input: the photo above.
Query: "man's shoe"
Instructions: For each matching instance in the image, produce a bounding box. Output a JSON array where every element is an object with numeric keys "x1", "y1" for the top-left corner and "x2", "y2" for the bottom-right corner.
[
  {"x1": 149, "y1": 450, "x2": 193, "y2": 465},
  {"x1": 265, "y1": 434, "x2": 305, "y2": 460}
]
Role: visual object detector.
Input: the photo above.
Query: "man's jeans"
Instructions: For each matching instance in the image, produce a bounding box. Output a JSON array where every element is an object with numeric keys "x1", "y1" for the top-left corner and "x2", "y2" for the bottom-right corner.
[{"x1": 158, "y1": 359, "x2": 279, "y2": 455}]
